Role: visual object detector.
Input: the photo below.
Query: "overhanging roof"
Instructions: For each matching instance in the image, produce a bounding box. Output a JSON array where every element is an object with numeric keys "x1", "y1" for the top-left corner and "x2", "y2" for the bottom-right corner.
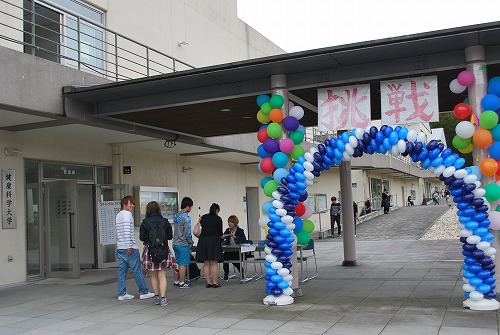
[{"x1": 63, "y1": 22, "x2": 500, "y2": 139}]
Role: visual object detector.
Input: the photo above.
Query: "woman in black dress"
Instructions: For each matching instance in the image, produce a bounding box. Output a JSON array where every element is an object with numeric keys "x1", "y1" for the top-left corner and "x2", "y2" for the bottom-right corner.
[{"x1": 195, "y1": 203, "x2": 224, "y2": 288}]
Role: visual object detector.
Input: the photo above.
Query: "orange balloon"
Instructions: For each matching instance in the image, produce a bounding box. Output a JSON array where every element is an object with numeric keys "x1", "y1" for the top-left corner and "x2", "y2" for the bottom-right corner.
[
  {"x1": 473, "y1": 128, "x2": 493, "y2": 149},
  {"x1": 269, "y1": 108, "x2": 284, "y2": 123},
  {"x1": 480, "y1": 158, "x2": 498, "y2": 176}
]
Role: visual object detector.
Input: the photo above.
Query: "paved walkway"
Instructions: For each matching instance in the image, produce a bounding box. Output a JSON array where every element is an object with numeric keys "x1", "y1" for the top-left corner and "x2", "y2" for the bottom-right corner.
[{"x1": 1, "y1": 204, "x2": 499, "y2": 335}]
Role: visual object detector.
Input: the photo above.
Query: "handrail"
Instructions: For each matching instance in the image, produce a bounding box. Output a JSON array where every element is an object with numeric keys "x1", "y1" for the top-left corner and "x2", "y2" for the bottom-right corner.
[{"x1": 0, "y1": 0, "x2": 194, "y2": 81}]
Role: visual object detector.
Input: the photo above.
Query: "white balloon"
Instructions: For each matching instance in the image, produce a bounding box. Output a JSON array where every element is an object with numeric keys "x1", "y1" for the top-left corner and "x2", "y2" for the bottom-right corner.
[
  {"x1": 344, "y1": 143, "x2": 354, "y2": 156},
  {"x1": 455, "y1": 121, "x2": 475, "y2": 139},
  {"x1": 474, "y1": 181, "x2": 481, "y2": 189},
  {"x1": 429, "y1": 167, "x2": 435, "y2": 173},
  {"x1": 442, "y1": 166, "x2": 456, "y2": 178},
  {"x1": 275, "y1": 208, "x2": 287, "y2": 216},
  {"x1": 457, "y1": 223, "x2": 465, "y2": 230},
  {"x1": 454, "y1": 169, "x2": 468, "y2": 179},
  {"x1": 476, "y1": 241, "x2": 491, "y2": 251},
  {"x1": 304, "y1": 152, "x2": 314, "y2": 163},
  {"x1": 433, "y1": 165, "x2": 446, "y2": 176},
  {"x1": 305, "y1": 179, "x2": 314, "y2": 186},
  {"x1": 466, "y1": 235, "x2": 481, "y2": 244},
  {"x1": 417, "y1": 132, "x2": 426, "y2": 143},
  {"x1": 281, "y1": 215, "x2": 294, "y2": 224},
  {"x1": 349, "y1": 136, "x2": 358, "y2": 148},
  {"x1": 407, "y1": 130, "x2": 417, "y2": 142},
  {"x1": 309, "y1": 147, "x2": 318, "y2": 154},
  {"x1": 264, "y1": 246, "x2": 272, "y2": 254},
  {"x1": 473, "y1": 188, "x2": 486, "y2": 197},
  {"x1": 391, "y1": 146, "x2": 399, "y2": 156},
  {"x1": 464, "y1": 174, "x2": 478, "y2": 184},
  {"x1": 355, "y1": 128, "x2": 364, "y2": 139},
  {"x1": 365, "y1": 125, "x2": 372, "y2": 133},
  {"x1": 397, "y1": 139, "x2": 406, "y2": 153},
  {"x1": 485, "y1": 247, "x2": 497, "y2": 256},
  {"x1": 303, "y1": 161, "x2": 314, "y2": 172},
  {"x1": 272, "y1": 191, "x2": 282, "y2": 200},
  {"x1": 283, "y1": 275, "x2": 293, "y2": 282},
  {"x1": 271, "y1": 261, "x2": 283, "y2": 270},
  {"x1": 285, "y1": 223, "x2": 295, "y2": 230},
  {"x1": 491, "y1": 255, "x2": 496, "y2": 260},
  {"x1": 463, "y1": 277, "x2": 469, "y2": 283},
  {"x1": 342, "y1": 151, "x2": 352, "y2": 161},
  {"x1": 469, "y1": 291, "x2": 484, "y2": 301},
  {"x1": 303, "y1": 171, "x2": 315, "y2": 181},
  {"x1": 463, "y1": 283, "x2": 474, "y2": 292},
  {"x1": 289, "y1": 106, "x2": 304, "y2": 120},
  {"x1": 259, "y1": 216, "x2": 269, "y2": 228},
  {"x1": 449, "y1": 79, "x2": 467, "y2": 94},
  {"x1": 459, "y1": 229, "x2": 473, "y2": 237},
  {"x1": 282, "y1": 287, "x2": 294, "y2": 296},
  {"x1": 277, "y1": 268, "x2": 289, "y2": 276},
  {"x1": 272, "y1": 200, "x2": 284, "y2": 209},
  {"x1": 265, "y1": 254, "x2": 277, "y2": 262}
]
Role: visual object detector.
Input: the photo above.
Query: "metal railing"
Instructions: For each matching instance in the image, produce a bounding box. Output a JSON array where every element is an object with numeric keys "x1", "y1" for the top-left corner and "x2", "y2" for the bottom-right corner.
[{"x1": 0, "y1": 0, "x2": 194, "y2": 81}]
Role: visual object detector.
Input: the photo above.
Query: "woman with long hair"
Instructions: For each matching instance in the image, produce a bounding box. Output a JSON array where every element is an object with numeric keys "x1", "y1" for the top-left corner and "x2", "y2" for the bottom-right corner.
[
  {"x1": 195, "y1": 203, "x2": 224, "y2": 288},
  {"x1": 139, "y1": 201, "x2": 173, "y2": 306}
]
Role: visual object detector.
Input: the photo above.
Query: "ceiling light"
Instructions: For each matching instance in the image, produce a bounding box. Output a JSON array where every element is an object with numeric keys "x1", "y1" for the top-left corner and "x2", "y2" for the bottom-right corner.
[
  {"x1": 220, "y1": 108, "x2": 231, "y2": 112},
  {"x1": 178, "y1": 41, "x2": 189, "y2": 46}
]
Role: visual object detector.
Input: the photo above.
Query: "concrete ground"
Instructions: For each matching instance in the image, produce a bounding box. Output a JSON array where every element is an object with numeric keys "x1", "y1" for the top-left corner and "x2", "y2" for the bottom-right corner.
[{"x1": 1, "y1": 204, "x2": 499, "y2": 335}]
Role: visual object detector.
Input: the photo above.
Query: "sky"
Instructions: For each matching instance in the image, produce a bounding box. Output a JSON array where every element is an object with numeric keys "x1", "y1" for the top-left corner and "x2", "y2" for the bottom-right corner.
[{"x1": 237, "y1": 0, "x2": 499, "y2": 53}]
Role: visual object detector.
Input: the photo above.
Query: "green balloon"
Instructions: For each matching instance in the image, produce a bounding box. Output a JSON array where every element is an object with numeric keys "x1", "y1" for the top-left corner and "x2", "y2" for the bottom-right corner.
[
  {"x1": 452, "y1": 135, "x2": 472, "y2": 150},
  {"x1": 290, "y1": 145, "x2": 305, "y2": 160},
  {"x1": 267, "y1": 123, "x2": 282, "y2": 139},
  {"x1": 270, "y1": 95, "x2": 284, "y2": 108},
  {"x1": 295, "y1": 230, "x2": 310, "y2": 245},
  {"x1": 464, "y1": 97, "x2": 469, "y2": 105},
  {"x1": 302, "y1": 219, "x2": 315, "y2": 233},
  {"x1": 289, "y1": 130, "x2": 304, "y2": 144},
  {"x1": 263, "y1": 180, "x2": 279, "y2": 197},
  {"x1": 484, "y1": 183, "x2": 500, "y2": 202},
  {"x1": 261, "y1": 102, "x2": 272, "y2": 115},
  {"x1": 480, "y1": 111, "x2": 498, "y2": 129}
]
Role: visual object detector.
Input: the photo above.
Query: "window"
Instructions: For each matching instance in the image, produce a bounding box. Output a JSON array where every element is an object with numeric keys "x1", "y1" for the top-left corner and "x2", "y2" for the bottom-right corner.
[{"x1": 23, "y1": 0, "x2": 104, "y2": 74}]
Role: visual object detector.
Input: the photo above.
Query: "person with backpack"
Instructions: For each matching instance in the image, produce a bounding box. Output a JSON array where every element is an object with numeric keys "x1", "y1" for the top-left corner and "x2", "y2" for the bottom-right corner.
[
  {"x1": 139, "y1": 201, "x2": 173, "y2": 307},
  {"x1": 173, "y1": 197, "x2": 195, "y2": 288}
]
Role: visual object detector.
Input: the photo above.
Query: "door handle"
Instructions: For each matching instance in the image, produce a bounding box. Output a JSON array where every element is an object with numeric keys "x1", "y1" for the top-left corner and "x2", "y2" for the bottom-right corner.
[{"x1": 69, "y1": 212, "x2": 76, "y2": 249}]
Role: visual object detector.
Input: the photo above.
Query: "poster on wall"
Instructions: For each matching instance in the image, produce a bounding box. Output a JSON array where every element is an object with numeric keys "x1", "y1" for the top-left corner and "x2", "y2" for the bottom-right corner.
[
  {"x1": 2, "y1": 169, "x2": 16, "y2": 229},
  {"x1": 98, "y1": 200, "x2": 121, "y2": 245}
]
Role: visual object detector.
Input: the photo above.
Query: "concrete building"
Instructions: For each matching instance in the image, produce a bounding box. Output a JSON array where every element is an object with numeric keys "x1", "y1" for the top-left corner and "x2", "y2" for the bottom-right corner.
[{"x1": 0, "y1": 0, "x2": 448, "y2": 287}]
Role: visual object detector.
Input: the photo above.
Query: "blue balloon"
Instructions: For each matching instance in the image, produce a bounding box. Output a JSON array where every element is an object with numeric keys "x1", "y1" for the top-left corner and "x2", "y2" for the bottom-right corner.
[
  {"x1": 262, "y1": 201, "x2": 273, "y2": 214},
  {"x1": 294, "y1": 217, "x2": 304, "y2": 232},
  {"x1": 481, "y1": 94, "x2": 500, "y2": 111},
  {"x1": 490, "y1": 124, "x2": 500, "y2": 141},
  {"x1": 272, "y1": 288, "x2": 283, "y2": 296},
  {"x1": 271, "y1": 275, "x2": 282, "y2": 283},
  {"x1": 280, "y1": 229, "x2": 291, "y2": 237},
  {"x1": 334, "y1": 148, "x2": 343, "y2": 160},
  {"x1": 258, "y1": 145, "x2": 272, "y2": 159},
  {"x1": 277, "y1": 280, "x2": 289, "y2": 289},
  {"x1": 273, "y1": 235, "x2": 285, "y2": 244},
  {"x1": 453, "y1": 158, "x2": 465, "y2": 169},
  {"x1": 375, "y1": 131, "x2": 385, "y2": 144},
  {"x1": 389, "y1": 131, "x2": 399, "y2": 145},
  {"x1": 279, "y1": 242, "x2": 291, "y2": 250},
  {"x1": 282, "y1": 249, "x2": 293, "y2": 256},
  {"x1": 468, "y1": 264, "x2": 483, "y2": 273},
  {"x1": 257, "y1": 94, "x2": 270, "y2": 106},
  {"x1": 266, "y1": 268, "x2": 277, "y2": 276},
  {"x1": 443, "y1": 155, "x2": 456, "y2": 167},
  {"x1": 285, "y1": 236, "x2": 295, "y2": 243},
  {"x1": 457, "y1": 202, "x2": 470, "y2": 210},
  {"x1": 399, "y1": 128, "x2": 408, "y2": 140},
  {"x1": 293, "y1": 162, "x2": 305, "y2": 173},
  {"x1": 464, "y1": 257, "x2": 477, "y2": 265},
  {"x1": 469, "y1": 277, "x2": 483, "y2": 286},
  {"x1": 459, "y1": 216, "x2": 471, "y2": 223},
  {"x1": 489, "y1": 142, "x2": 500, "y2": 160},
  {"x1": 265, "y1": 288, "x2": 272, "y2": 294},
  {"x1": 428, "y1": 148, "x2": 441, "y2": 160},
  {"x1": 268, "y1": 228, "x2": 279, "y2": 236},
  {"x1": 269, "y1": 214, "x2": 281, "y2": 222},
  {"x1": 336, "y1": 140, "x2": 345, "y2": 152},
  {"x1": 463, "y1": 271, "x2": 475, "y2": 279},
  {"x1": 294, "y1": 172, "x2": 306, "y2": 182},
  {"x1": 422, "y1": 158, "x2": 432, "y2": 169},
  {"x1": 464, "y1": 221, "x2": 479, "y2": 230},
  {"x1": 430, "y1": 157, "x2": 443, "y2": 168},
  {"x1": 477, "y1": 270, "x2": 492, "y2": 279},
  {"x1": 383, "y1": 138, "x2": 392, "y2": 150},
  {"x1": 273, "y1": 168, "x2": 289, "y2": 183},
  {"x1": 417, "y1": 149, "x2": 429, "y2": 161},
  {"x1": 273, "y1": 221, "x2": 286, "y2": 230}
]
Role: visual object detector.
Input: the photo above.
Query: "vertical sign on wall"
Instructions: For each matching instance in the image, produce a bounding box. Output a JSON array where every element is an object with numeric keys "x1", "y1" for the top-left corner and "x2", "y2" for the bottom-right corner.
[
  {"x1": 2, "y1": 169, "x2": 16, "y2": 229},
  {"x1": 380, "y1": 75, "x2": 439, "y2": 125},
  {"x1": 317, "y1": 84, "x2": 371, "y2": 131}
]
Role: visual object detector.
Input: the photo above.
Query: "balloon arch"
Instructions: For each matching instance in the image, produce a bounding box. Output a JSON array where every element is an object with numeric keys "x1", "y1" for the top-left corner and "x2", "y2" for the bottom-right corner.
[{"x1": 255, "y1": 78, "x2": 500, "y2": 309}]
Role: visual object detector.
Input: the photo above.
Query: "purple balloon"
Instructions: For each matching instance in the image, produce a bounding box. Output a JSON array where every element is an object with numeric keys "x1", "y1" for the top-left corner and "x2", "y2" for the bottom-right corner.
[
  {"x1": 282, "y1": 116, "x2": 299, "y2": 131},
  {"x1": 298, "y1": 191, "x2": 308, "y2": 202},
  {"x1": 263, "y1": 139, "x2": 280, "y2": 155}
]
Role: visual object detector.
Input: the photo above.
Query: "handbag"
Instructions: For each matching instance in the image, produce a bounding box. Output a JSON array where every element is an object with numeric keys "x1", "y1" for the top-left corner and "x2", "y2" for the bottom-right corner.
[{"x1": 193, "y1": 218, "x2": 202, "y2": 238}]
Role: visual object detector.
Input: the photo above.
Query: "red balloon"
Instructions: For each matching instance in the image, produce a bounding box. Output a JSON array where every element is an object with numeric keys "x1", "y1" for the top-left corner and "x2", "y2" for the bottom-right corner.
[
  {"x1": 257, "y1": 128, "x2": 270, "y2": 143},
  {"x1": 260, "y1": 157, "x2": 275, "y2": 174},
  {"x1": 295, "y1": 203, "x2": 306, "y2": 216},
  {"x1": 454, "y1": 103, "x2": 472, "y2": 121}
]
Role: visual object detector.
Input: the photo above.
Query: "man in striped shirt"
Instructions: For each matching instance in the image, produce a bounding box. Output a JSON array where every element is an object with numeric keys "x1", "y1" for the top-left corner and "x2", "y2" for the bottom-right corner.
[{"x1": 116, "y1": 195, "x2": 154, "y2": 301}]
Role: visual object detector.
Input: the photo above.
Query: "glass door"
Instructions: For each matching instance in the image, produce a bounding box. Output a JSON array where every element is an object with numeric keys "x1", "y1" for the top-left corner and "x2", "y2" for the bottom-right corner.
[
  {"x1": 43, "y1": 180, "x2": 79, "y2": 278},
  {"x1": 95, "y1": 184, "x2": 128, "y2": 268}
]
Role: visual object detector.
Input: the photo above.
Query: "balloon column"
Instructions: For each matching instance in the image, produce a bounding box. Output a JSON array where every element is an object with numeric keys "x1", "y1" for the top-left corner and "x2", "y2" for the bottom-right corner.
[
  {"x1": 256, "y1": 90, "x2": 498, "y2": 309},
  {"x1": 256, "y1": 94, "x2": 315, "y2": 305},
  {"x1": 449, "y1": 71, "x2": 500, "y2": 309}
]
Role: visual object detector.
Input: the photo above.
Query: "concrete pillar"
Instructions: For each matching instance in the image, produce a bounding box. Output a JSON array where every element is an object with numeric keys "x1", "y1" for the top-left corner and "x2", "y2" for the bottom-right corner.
[{"x1": 340, "y1": 161, "x2": 358, "y2": 266}]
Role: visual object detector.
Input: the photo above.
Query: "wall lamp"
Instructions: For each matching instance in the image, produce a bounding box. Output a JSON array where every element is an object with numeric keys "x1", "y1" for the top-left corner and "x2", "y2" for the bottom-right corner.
[
  {"x1": 4, "y1": 148, "x2": 23, "y2": 156},
  {"x1": 178, "y1": 40, "x2": 189, "y2": 46}
]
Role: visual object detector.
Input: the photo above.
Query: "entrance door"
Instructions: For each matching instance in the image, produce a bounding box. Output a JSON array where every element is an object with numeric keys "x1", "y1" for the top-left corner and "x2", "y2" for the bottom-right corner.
[
  {"x1": 43, "y1": 180, "x2": 79, "y2": 278},
  {"x1": 95, "y1": 184, "x2": 128, "y2": 268}
]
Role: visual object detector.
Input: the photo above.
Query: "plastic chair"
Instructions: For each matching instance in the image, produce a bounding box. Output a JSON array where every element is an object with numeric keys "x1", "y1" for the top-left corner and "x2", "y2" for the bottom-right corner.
[{"x1": 297, "y1": 239, "x2": 318, "y2": 283}]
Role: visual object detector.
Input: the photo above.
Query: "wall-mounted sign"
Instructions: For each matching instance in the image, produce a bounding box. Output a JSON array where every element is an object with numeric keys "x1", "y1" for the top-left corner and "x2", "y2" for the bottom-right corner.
[
  {"x1": 123, "y1": 166, "x2": 131, "y2": 174},
  {"x1": 2, "y1": 169, "x2": 16, "y2": 229}
]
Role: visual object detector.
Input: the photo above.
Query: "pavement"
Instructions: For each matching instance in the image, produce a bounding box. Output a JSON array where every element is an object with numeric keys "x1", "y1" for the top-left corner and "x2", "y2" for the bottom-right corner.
[{"x1": 1, "y1": 204, "x2": 500, "y2": 335}]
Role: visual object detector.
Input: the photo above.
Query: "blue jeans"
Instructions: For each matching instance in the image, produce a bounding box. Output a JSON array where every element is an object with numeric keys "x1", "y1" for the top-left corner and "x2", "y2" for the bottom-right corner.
[{"x1": 116, "y1": 249, "x2": 149, "y2": 296}]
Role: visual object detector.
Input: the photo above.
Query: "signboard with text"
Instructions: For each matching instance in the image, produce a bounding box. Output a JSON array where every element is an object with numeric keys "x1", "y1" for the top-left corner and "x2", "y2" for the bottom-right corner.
[
  {"x1": 2, "y1": 169, "x2": 16, "y2": 229},
  {"x1": 380, "y1": 76, "x2": 439, "y2": 125},
  {"x1": 318, "y1": 84, "x2": 371, "y2": 131}
]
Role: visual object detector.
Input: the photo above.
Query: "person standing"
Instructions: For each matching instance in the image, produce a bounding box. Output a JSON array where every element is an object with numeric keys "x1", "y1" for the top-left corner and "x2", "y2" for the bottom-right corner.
[
  {"x1": 330, "y1": 196, "x2": 342, "y2": 237},
  {"x1": 173, "y1": 197, "x2": 195, "y2": 289},
  {"x1": 222, "y1": 215, "x2": 247, "y2": 280},
  {"x1": 444, "y1": 188, "x2": 451, "y2": 206},
  {"x1": 381, "y1": 189, "x2": 391, "y2": 214},
  {"x1": 139, "y1": 201, "x2": 173, "y2": 307},
  {"x1": 115, "y1": 195, "x2": 154, "y2": 301},
  {"x1": 353, "y1": 201, "x2": 359, "y2": 236},
  {"x1": 196, "y1": 203, "x2": 224, "y2": 288}
]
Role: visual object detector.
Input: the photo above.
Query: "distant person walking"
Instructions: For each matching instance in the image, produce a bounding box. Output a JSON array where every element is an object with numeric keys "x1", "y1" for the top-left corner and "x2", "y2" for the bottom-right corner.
[
  {"x1": 381, "y1": 189, "x2": 391, "y2": 214},
  {"x1": 407, "y1": 196, "x2": 415, "y2": 206},
  {"x1": 330, "y1": 196, "x2": 342, "y2": 237}
]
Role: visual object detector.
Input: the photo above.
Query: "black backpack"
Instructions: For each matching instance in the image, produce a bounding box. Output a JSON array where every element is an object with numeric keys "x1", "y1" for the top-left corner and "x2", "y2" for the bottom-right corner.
[{"x1": 146, "y1": 218, "x2": 170, "y2": 263}]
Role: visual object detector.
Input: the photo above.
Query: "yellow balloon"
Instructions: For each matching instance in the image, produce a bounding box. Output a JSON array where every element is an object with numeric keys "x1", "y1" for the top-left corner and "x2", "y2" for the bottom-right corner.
[
  {"x1": 264, "y1": 226, "x2": 269, "y2": 235},
  {"x1": 257, "y1": 110, "x2": 271, "y2": 124},
  {"x1": 458, "y1": 143, "x2": 473, "y2": 154}
]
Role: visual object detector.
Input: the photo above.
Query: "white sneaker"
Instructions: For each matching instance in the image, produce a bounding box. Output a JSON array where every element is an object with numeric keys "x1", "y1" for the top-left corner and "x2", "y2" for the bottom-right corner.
[
  {"x1": 140, "y1": 292, "x2": 155, "y2": 300},
  {"x1": 118, "y1": 293, "x2": 134, "y2": 301}
]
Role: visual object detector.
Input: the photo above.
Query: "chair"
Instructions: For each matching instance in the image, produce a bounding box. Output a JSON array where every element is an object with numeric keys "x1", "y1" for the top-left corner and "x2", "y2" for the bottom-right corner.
[{"x1": 297, "y1": 239, "x2": 318, "y2": 283}]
